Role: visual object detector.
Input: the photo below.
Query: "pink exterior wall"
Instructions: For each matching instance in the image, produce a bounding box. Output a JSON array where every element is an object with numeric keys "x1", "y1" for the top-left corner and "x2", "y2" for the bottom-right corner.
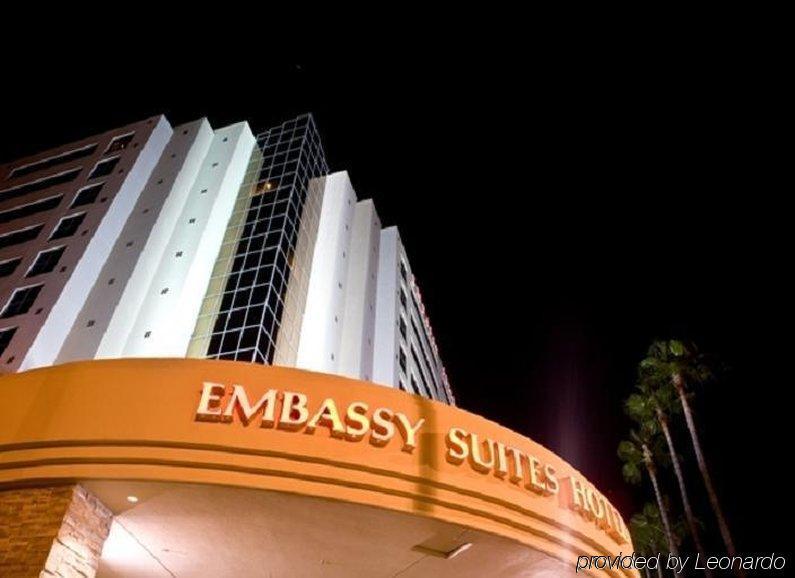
[{"x1": 0, "y1": 116, "x2": 166, "y2": 372}]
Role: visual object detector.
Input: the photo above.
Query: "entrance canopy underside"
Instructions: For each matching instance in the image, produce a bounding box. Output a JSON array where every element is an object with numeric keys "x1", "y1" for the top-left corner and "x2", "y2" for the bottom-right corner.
[{"x1": 90, "y1": 481, "x2": 577, "y2": 578}]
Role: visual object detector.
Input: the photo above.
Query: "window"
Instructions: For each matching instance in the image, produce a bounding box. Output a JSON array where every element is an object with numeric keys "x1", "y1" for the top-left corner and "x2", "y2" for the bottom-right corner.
[
  {"x1": 0, "y1": 258, "x2": 22, "y2": 278},
  {"x1": 50, "y1": 213, "x2": 86, "y2": 240},
  {"x1": 0, "y1": 194, "x2": 63, "y2": 225},
  {"x1": 0, "y1": 168, "x2": 81, "y2": 202},
  {"x1": 1, "y1": 284, "x2": 43, "y2": 318},
  {"x1": 399, "y1": 289, "x2": 407, "y2": 308},
  {"x1": 411, "y1": 347, "x2": 431, "y2": 398},
  {"x1": 71, "y1": 183, "x2": 103, "y2": 207},
  {"x1": 398, "y1": 348, "x2": 407, "y2": 373},
  {"x1": 26, "y1": 246, "x2": 66, "y2": 277},
  {"x1": 105, "y1": 133, "x2": 134, "y2": 154},
  {"x1": 88, "y1": 157, "x2": 121, "y2": 179},
  {"x1": 0, "y1": 326, "x2": 17, "y2": 356},
  {"x1": 399, "y1": 317, "x2": 407, "y2": 340},
  {"x1": 0, "y1": 224, "x2": 44, "y2": 249},
  {"x1": 8, "y1": 144, "x2": 97, "y2": 180},
  {"x1": 400, "y1": 261, "x2": 408, "y2": 282}
]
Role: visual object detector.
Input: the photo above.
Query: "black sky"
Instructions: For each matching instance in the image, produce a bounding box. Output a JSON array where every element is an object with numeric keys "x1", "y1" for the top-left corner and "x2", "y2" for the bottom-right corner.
[{"x1": 1, "y1": 46, "x2": 790, "y2": 557}]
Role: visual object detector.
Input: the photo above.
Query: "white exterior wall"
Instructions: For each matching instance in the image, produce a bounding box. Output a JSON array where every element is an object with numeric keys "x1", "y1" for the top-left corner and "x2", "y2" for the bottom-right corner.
[
  {"x1": 56, "y1": 119, "x2": 213, "y2": 363},
  {"x1": 20, "y1": 117, "x2": 172, "y2": 370},
  {"x1": 338, "y1": 200, "x2": 381, "y2": 381},
  {"x1": 4, "y1": 113, "x2": 455, "y2": 404},
  {"x1": 294, "y1": 171, "x2": 356, "y2": 374},
  {"x1": 373, "y1": 226, "x2": 400, "y2": 389},
  {"x1": 372, "y1": 226, "x2": 454, "y2": 404},
  {"x1": 120, "y1": 122, "x2": 255, "y2": 357}
]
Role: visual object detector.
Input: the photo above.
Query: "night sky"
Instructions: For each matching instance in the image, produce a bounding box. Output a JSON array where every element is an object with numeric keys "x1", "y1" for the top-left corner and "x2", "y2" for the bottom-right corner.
[{"x1": 1, "y1": 56, "x2": 789, "y2": 557}]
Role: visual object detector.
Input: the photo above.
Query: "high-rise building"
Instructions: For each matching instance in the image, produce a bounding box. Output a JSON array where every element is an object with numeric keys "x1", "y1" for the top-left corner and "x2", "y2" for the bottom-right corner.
[
  {"x1": 0, "y1": 114, "x2": 454, "y2": 405},
  {"x1": 0, "y1": 114, "x2": 631, "y2": 578}
]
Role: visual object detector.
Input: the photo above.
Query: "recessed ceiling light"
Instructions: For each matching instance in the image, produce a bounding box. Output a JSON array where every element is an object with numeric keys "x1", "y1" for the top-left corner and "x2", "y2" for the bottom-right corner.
[
  {"x1": 126, "y1": 495, "x2": 139, "y2": 503},
  {"x1": 446, "y1": 543, "x2": 472, "y2": 559},
  {"x1": 413, "y1": 542, "x2": 473, "y2": 560}
]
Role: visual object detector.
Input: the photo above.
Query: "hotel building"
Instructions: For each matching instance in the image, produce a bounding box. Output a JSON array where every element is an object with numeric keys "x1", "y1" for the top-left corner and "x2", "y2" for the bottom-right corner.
[
  {"x1": 0, "y1": 114, "x2": 453, "y2": 405},
  {"x1": 0, "y1": 114, "x2": 632, "y2": 578}
]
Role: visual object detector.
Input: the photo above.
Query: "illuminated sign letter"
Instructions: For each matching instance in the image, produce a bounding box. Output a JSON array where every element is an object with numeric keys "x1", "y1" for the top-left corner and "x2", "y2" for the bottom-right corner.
[
  {"x1": 370, "y1": 408, "x2": 395, "y2": 447},
  {"x1": 306, "y1": 398, "x2": 345, "y2": 438},
  {"x1": 195, "y1": 382, "x2": 227, "y2": 422},
  {"x1": 393, "y1": 413, "x2": 425, "y2": 453},
  {"x1": 468, "y1": 433, "x2": 496, "y2": 473},
  {"x1": 223, "y1": 386, "x2": 277, "y2": 427},
  {"x1": 345, "y1": 402, "x2": 370, "y2": 442},
  {"x1": 279, "y1": 391, "x2": 309, "y2": 431},
  {"x1": 446, "y1": 428, "x2": 469, "y2": 464}
]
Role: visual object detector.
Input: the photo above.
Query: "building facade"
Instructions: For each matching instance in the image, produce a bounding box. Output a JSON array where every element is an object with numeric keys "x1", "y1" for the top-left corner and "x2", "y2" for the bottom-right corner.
[
  {"x1": 0, "y1": 114, "x2": 454, "y2": 405},
  {"x1": 0, "y1": 113, "x2": 635, "y2": 578}
]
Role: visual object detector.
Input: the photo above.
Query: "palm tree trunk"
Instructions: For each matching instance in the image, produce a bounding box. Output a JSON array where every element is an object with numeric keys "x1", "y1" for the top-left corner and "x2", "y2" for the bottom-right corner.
[
  {"x1": 656, "y1": 567, "x2": 663, "y2": 578},
  {"x1": 656, "y1": 409, "x2": 712, "y2": 577},
  {"x1": 642, "y1": 444, "x2": 680, "y2": 577},
  {"x1": 645, "y1": 567, "x2": 651, "y2": 578},
  {"x1": 675, "y1": 379, "x2": 743, "y2": 578}
]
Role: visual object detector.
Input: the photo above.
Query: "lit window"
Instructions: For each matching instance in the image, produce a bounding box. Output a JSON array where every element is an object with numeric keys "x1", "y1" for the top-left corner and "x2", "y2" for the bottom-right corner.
[
  {"x1": 50, "y1": 213, "x2": 86, "y2": 240},
  {"x1": 1, "y1": 285, "x2": 44, "y2": 318},
  {"x1": 26, "y1": 246, "x2": 66, "y2": 277}
]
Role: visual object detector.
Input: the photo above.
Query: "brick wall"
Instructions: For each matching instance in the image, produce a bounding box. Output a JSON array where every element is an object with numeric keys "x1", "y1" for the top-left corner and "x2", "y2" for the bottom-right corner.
[{"x1": 0, "y1": 485, "x2": 112, "y2": 578}]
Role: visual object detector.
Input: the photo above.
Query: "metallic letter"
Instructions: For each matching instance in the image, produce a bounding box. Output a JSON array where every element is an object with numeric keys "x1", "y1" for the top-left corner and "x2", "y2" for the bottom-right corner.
[
  {"x1": 195, "y1": 382, "x2": 226, "y2": 422},
  {"x1": 370, "y1": 407, "x2": 395, "y2": 447},
  {"x1": 222, "y1": 386, "x2": 277, "y2": 427},
  {"x1": 278, "y1": 391, "x2": 309, "y2": 431},
  {"x1": 344, "y1": 401, "x2": 370, "y2": 442},
  {"x1": 306, "y1": 398, "x2": 345, "y2": 438},
  {"x1": 445, "y1": 427, "x2": 469, "y2": 464},
  {"x1": 393, "y1": 413, "x2": 425, "y2": 453}
]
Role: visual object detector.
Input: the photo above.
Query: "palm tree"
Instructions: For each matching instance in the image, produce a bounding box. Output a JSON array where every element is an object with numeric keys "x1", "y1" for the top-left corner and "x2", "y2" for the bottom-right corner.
[
  {"x1": 627, "y1": 382, "x2": 711, "y2": 577},
  {"x1": 630, "y1": 503, "x2": 671, "y2": 578},
  {"x1": 631, "y1": 503, "x2": 690, "y2": 578},
  {"x1": 640, "y1": 339, "x2": 740, "y2": 574},
  {"x1": 618, "y1": 428, "x2": 681, "y2": 577}
]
